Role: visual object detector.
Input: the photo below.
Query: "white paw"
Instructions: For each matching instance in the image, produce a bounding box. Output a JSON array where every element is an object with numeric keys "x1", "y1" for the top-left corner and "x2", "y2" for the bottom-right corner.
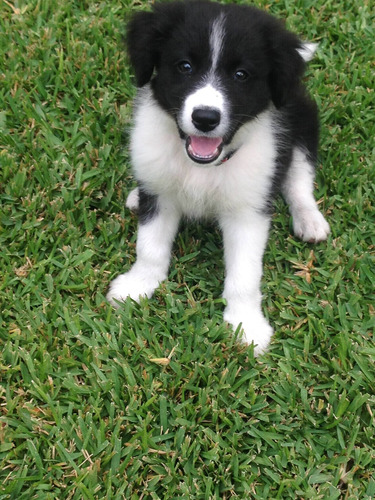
[
  {"x1": 126, "y1": 188, "x2": 139, "y2": 212},
  {"x1": 293, "y1": 208, "x2": 330, "y2": 243},
  {"x1": 224, "y1": 306, "x2": 273, "y2": 356},
  {"x1": 106, "y1": 269, "x2": 159, "y2": 307}
]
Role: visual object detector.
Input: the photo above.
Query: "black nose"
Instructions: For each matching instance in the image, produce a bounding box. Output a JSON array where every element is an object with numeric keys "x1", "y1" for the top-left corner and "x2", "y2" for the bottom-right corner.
[{"x1": 192, "y1": 108, "x2": 221, "y2": 132}]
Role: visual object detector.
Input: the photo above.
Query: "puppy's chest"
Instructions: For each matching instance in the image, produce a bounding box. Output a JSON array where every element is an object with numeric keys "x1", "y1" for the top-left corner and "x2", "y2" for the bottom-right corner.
[
  {"x1": 131, "y1": 97, "x2": 277, "y2": 217},
  {"x1": 180, "y1": 156, "x2": 275, "y2": 217},
  {"x1": 138, "y1": 146, "x2": 275, "y2": 218}
]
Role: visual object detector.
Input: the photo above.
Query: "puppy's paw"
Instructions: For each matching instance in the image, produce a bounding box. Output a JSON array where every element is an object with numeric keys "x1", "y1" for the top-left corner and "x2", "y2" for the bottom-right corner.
[
  {"x1": 224, "y1": 306, "x2": 273, "y2": 356},
  {"x1": 293, "y1": 208, "x2": 330, "y2": 243},
  {"x1": 106, "y1": 270, "x2": 158, "y2": 307}
]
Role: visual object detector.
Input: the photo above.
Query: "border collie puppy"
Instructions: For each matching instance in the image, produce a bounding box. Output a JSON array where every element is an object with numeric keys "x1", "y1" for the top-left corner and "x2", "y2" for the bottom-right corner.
[{"x1": 107, "y1": 0, "x2": 330, "y2": 355}]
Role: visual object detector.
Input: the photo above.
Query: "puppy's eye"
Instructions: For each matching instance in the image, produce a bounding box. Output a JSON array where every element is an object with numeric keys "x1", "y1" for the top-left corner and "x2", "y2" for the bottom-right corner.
[
  {"x1": 177, "y1": 60, "x2": 193, "y2": 75},
  {"x1": 234, "y1": 69, "x2": 249, "y2": 81}
]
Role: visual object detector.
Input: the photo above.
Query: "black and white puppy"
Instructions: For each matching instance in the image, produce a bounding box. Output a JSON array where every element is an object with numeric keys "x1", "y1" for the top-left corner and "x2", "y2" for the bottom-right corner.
[{"x1": 107, "y1": 0, "x2": 330, "y2": 355}]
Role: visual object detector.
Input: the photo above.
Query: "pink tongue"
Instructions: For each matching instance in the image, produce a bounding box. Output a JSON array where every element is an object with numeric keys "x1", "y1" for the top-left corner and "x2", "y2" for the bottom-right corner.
[{"x1": 189, "y1": 136, "x2": 222, "y2": 157}]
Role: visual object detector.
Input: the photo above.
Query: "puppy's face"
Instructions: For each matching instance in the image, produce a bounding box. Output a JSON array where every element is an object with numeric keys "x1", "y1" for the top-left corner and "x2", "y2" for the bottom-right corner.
[
  {"x1": 127, "y1": 1, "x2": 307, "y2": 165},
  {"x1": 153, "y1": 12, "x2": 273, "y2": 165}
]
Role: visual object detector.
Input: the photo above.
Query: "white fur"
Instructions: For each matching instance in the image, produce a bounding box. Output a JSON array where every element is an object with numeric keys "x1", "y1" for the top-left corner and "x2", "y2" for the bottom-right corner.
[
  {"x1": 298, "y1": 42, "x2": 318, "y2": 62},
  {"x1": 132, "y1": 85, "x2": 276, "y2": 218},
  {"x1": 125, "y1": 187, "x2": 139, "y2": 212},
  {"x1": 179, "y1": 84, "x2": 228, "y2": 139},
  {"x1": 221, "y1": 211, "x2": 273, "y2": 355},
  {"x1": 210, "y1": 13, "x2": 226, "y2": 70}
]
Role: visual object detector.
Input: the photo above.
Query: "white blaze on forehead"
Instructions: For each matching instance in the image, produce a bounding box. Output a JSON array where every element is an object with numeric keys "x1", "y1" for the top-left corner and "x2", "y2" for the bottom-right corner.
[{"x1": 210, "y1": 13, "x2": 226, "y2": 70}]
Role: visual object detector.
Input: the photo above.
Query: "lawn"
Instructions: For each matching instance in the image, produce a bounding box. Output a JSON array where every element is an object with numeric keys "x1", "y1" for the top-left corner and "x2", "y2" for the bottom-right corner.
[{"x1": 0, "y1": 0, "x2": 374, "y2": 498}]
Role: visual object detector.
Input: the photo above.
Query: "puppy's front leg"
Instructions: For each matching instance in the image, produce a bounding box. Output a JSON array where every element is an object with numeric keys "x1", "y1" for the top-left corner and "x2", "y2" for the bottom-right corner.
[
  {"x1": 107, "y1": 194, "x2": 180, "y2": 306},
  {"x1": 220, "y1": 213, "x2": 273, "y2": 356}
]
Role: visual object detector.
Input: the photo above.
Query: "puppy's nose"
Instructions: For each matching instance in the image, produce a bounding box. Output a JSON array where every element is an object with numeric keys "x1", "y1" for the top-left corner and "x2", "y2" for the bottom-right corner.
[{"x1": 192, "y1": 108, "x2": 221, "y2": 132}]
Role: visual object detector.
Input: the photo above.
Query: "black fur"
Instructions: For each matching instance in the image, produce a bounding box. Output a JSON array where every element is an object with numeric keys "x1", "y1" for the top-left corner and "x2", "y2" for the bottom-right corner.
[{"x1": 138, "y1": 188, "x2": 159, "y2": 224}]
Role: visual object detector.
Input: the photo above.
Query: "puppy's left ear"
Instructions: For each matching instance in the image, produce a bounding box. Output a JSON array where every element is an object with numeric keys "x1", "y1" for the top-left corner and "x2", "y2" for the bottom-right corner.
[{"x1": 267, "y1": 26, "x2": 310, "y2": 108}]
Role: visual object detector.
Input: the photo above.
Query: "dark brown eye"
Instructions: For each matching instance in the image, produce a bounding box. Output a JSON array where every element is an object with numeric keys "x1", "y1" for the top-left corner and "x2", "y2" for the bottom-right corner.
[
  {"x1": 177, "y1": 60, "x2": 193, "y2": 75},
  {"x1": 234, "y1": 69, "x2": 249, "y2": 81}
]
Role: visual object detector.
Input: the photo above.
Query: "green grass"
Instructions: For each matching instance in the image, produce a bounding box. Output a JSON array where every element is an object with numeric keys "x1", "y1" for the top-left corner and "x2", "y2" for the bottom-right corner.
[{"x1": 0, "y1": 0, "x2": 374, "y2": 498}]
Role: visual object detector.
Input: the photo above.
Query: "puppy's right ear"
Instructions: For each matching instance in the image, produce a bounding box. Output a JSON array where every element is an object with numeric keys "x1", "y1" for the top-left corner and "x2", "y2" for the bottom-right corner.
[{"x1": 126, "y1": 11, "x2": 157, "y2": 87}]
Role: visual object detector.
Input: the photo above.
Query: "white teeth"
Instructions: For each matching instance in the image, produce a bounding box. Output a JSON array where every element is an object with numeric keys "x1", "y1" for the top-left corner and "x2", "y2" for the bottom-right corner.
[{"x1": 188, "y1": 146, "x2": 218, "y2": 160}]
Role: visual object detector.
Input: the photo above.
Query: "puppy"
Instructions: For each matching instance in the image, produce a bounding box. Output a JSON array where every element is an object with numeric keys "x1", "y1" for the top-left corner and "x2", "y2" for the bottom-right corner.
[{"x1": 107, "y1": 0, "x2": 330, "y2": 355}]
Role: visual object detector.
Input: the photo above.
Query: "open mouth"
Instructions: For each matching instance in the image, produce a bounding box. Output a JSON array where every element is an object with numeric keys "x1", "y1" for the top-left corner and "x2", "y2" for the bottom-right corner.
[{"x1": 186, "y1": 136, "x2": 223, "y2": 164}]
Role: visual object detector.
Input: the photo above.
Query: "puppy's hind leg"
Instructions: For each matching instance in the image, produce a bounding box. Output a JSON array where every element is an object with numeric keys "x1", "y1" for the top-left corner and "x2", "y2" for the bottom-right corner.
[{"x1": 282, "y1": 148, "x2": 330, "y2": 243}]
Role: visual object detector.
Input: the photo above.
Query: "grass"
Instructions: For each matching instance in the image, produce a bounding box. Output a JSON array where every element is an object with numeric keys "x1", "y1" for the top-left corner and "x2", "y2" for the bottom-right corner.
[{"x1": 0, "y1": 0, "x2": 374, "y2": 498}]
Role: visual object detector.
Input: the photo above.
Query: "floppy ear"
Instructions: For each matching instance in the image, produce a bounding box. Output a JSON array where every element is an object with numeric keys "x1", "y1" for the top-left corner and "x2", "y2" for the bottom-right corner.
[
  {"x1": 267, "y1": 27, "x2": 307, "y2": 108},
  {"x1": 126, "y1": 3, "x2": 186, "y2": 88},
  {"x1": 126, "y1": 11, "x2": 158, "y2": 87}
]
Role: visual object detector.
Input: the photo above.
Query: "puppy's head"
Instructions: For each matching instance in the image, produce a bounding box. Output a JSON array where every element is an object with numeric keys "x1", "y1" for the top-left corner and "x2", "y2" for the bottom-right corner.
[{"x1": 127, "y1": 1, "x2": 314, "y2": 165}]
